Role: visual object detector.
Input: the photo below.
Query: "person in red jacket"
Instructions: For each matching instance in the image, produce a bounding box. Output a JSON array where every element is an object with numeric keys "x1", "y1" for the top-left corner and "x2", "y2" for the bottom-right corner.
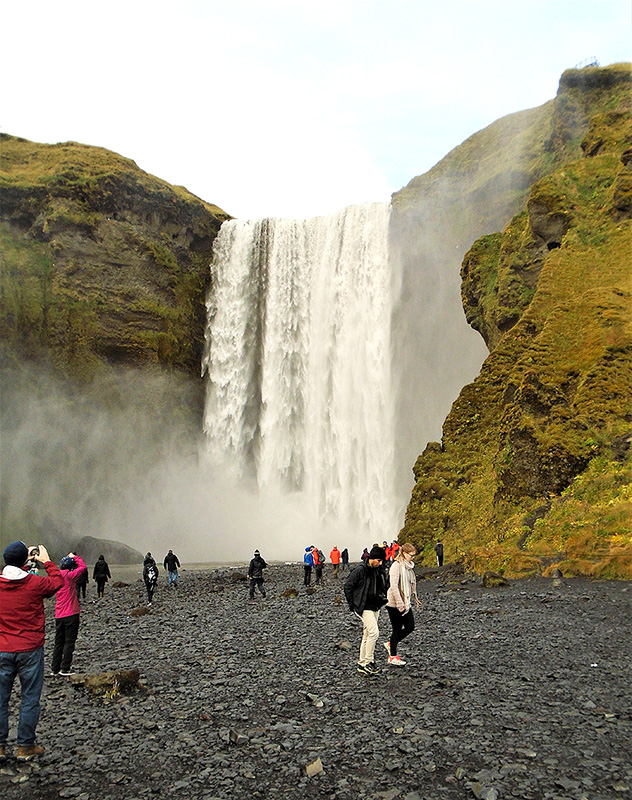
[
  {"x1": 0, "y1": 541, "x2": 63, "y2": 762},
  {"x1": 50, "y1": 553, "x2": 87, "y2": 678},
  {"x1": 330, "y1": 546, "x2": 341, "y2": 578}
]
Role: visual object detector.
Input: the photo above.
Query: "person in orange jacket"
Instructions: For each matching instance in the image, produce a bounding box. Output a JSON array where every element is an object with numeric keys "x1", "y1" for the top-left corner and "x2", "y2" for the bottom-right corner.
[{"x1": 330, "y1": 546, "x2": 341, "y2": 578}]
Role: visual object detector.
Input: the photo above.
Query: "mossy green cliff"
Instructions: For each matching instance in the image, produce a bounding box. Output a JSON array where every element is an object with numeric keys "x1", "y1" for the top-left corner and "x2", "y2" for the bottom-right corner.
[
  {"x1": 0, "y1": 134, "x2": 229, "y2": 381},
  {"x1": 399, "y1": 64, "x2": 632, "y2": 578}
]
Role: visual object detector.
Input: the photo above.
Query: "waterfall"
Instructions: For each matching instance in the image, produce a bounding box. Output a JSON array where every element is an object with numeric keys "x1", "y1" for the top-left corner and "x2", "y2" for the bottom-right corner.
[{"x1": 202, "y1": 203, "x2": 398, "y2": 545}]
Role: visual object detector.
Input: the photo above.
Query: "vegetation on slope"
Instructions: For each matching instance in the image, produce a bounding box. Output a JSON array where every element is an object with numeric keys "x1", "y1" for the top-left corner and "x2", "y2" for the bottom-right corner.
[
  {"x1": 0, "y1": 134, "x2": 230, "y2": 381},
  {"x1": 401, "y1": 63, "x2": 632, "y2": 578}
]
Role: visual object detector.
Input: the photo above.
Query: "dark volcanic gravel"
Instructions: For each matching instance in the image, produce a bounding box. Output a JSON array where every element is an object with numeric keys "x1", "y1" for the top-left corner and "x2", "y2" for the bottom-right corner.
[{"x1": 1, "y1": 565, "x2": 631, "y2": 800}]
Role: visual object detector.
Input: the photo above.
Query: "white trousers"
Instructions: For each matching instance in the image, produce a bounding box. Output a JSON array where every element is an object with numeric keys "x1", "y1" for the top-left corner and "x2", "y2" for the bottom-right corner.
[{"x1": 359, "y1": 609, "x2": 380, "y2": 666}]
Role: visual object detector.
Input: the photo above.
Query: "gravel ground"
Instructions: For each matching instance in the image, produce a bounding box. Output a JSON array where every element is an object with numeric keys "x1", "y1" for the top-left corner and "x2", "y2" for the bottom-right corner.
[{"x1": 1, "y1": 564, "x2": 630, "y2": 800}]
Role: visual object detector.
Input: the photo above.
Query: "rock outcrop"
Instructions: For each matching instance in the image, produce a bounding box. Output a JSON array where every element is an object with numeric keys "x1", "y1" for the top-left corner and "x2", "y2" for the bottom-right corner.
[{"x1": 400, "y1": 63, "x2": 632, "y2": 579}]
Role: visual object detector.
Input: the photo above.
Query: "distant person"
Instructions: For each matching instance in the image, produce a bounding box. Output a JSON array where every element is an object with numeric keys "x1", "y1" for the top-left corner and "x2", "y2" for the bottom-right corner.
[
  {"x1": 51, "y1": 553, "x2": 87, "y2": 677},
  {"x1": 434, "y1": 541, "x2": 444, "y2": 567},
  {"x1": 360, "y1": 548, "x2": 370, "y2": 562},
  {"x1": 143, "y1": 553, "x2": 159, "y2": 606},
  {"x1": 341, "y1": 548, "x2": 349, "y2": 571},
  {"x1": 303, "y1": 546, "x2": 315, "y2": 586},
  {"x1": 330, "y1": 546, "x2": 341, "y2": 578},
  {"x1": 75, "y1": 564, "x2": 88, "y2": 601},
  {"x1": 247, "y1": 549, "x2": 268, "y2": 600},
  {"x1": 163, "y1": 549, "x2": 180, "y2": 587},
  {"x1": 390, "y1": 542, "x2": 400, "y2": 563},
  {"x1": 0, "y1": 541, "x2": 63, "y2": 762},
  {"x1": 384, "y1": 543, "x2": 419, "y2": 667},
  {"x1": 314, "y1": 548, "x2": 325, "y2": 584},
  {"x1": 92, "y1": 555, "x2": 111, "y2": 598},
  {"x1": 344, "y1": 545, "x2": 388, "y2": 676}
]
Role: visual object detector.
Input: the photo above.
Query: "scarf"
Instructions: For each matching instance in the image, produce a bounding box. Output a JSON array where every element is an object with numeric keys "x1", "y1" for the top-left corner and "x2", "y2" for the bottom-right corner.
[{"x1": 399, "y1": 558, "x2": 414, "y2": 609}]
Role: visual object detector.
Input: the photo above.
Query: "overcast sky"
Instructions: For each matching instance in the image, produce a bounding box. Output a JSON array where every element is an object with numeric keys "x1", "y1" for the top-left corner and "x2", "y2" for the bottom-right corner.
[{"x1": 2, "y1": 0, "x2": 630, "y2": 219}]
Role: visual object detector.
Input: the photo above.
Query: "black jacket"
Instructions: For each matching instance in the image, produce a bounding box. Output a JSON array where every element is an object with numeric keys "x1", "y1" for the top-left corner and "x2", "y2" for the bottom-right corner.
[
  {"x1": 248, "y1": 556, "x2": 267, "y2": 579},
  {"x1": 344, "y1": 561, "x2": 388, "y2": 614},
  {"x1": 93, "y1": 558, "x2": 111, "y2": 581},
  {"x1": 164, "y1": 553, "x2": 180, "y2": 571}
]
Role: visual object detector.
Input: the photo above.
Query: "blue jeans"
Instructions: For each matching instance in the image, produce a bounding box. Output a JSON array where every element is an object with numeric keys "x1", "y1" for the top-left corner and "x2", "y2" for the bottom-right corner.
[
  {"x1": 168, "y1": 570, "x2": 178, "y2": 585},
  {"x1": 0, "y1": 647, "x2": 45, "y2": 746}
]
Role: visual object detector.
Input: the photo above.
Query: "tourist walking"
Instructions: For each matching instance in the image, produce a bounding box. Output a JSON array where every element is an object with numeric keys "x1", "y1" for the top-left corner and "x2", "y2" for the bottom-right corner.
[
  {"x1": 360, "y1": 548, "x2": 370, "y2": 562},
  {"x1": 341, "y1": 548, "x2": 349, "y2": 571},
  {"x1": 248, "y1": 549, "x2": 268, "y2": 599},
  {"x1": 384, "y1": 543, "x2": 419, "y2": 667},
  {"x1": 303, "y1": 546, "x2": 314, "y2": 586},
  {"x1": 92, "y1": 555, "x2": 111, "y2": 598},
  {"x1": 143, "y1": 553, "x2": 159, "y2": 606},
  {"x1": 163, "y1": 549, "x2": 180, "y2": 586},
  {"x1": 0, "y1": 542, "x2": 63, "y2": 762},
  {"x1": 51, "y1": 553, "x2": 87, "y2": 677},
  {"x1": 330, "y1": 546, "x2": 341, "y2": 578},
  {"x1": 435, "y1": 540, "x2": 444, "y2": 567},
  {"x1": 344, "y1": 545, "x2": 388, "y2": 675}
]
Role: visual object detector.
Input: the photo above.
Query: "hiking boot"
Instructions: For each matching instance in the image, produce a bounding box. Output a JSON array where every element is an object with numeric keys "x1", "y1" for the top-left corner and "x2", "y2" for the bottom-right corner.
[
  {"x1": 388, "y1": 655, "x2": 406, "y2": 667},
  {"x1": 365, "y1": 662, "x2": 382, "y2": 675},
  {"x1": 17, "y1": 744, "x2": 44, "y2": 761},
  {"x1": 383, "y1": 641, "x2": 391, "y2": 656},
  {"x1": 356, "y1": 663, "x2": 372, "y2": 675}
]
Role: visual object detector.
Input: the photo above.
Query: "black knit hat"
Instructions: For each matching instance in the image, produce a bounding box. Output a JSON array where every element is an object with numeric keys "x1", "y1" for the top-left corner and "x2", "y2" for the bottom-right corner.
[
  {"x1": 368, "y1": 545, "x2": 386, "y2": 561},
  {"x1": 3, "y1": 541, "x2": 28, "y2": 567}
]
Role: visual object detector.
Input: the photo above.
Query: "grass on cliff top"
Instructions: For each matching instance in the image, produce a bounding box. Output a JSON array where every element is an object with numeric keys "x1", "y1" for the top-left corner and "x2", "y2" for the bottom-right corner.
[{"x1": 0, "y1": 133, "x2": 230, "y2": 220}]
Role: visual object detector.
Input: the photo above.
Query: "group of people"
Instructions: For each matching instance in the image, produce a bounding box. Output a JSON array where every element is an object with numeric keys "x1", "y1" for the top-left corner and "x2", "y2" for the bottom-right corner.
[
  {"x1": 142, "y1": 549, "x2": 181, "y2": 606},
  {"x1": 344, "y1": 542, "x2": 419, "y2": 673},
  {"x1": 303, "y1": 545, "x2": 350, "y2": 585}
]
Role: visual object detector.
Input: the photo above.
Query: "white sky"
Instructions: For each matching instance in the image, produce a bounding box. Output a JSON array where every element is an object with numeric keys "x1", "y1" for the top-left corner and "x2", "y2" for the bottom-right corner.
[{"x1": 1, "y1": 0, "x2": 630, "y2": 219}]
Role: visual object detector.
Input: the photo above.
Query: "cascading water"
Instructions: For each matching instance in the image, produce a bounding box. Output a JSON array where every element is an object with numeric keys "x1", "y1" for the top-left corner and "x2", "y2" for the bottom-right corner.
[{"x1": 202, "y1": 203, "x2": 399, "y2": 546}]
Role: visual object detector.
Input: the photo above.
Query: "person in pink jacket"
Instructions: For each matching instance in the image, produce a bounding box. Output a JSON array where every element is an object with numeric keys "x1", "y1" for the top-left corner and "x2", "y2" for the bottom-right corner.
[{"x1": 50, "y1": 553, "x2": 87, "y2": 677}]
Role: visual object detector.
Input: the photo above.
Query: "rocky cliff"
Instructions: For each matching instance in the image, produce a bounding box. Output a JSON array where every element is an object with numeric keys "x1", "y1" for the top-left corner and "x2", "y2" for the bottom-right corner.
[
  {"x1": 399, "y1": 63, "x2": 632, "y2": 578},
  {"x1": 0, "y1": 135, "x2": 229, "y2": 554}
]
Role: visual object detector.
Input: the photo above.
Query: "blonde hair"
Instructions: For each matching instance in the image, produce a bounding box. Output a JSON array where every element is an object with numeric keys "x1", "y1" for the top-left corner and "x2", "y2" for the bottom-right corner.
[{"x1": 396, "y1": 542, "x2": 416, "y2": 562}]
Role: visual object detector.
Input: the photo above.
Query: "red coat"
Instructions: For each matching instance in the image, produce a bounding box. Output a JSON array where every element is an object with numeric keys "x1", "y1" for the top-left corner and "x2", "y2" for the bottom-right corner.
[
  {"x1": 330, "y1": 548, "x2": 341, "y2": 564},
  {"x1": 0, "y1": 561, "x2": 63, "y2": 652}
]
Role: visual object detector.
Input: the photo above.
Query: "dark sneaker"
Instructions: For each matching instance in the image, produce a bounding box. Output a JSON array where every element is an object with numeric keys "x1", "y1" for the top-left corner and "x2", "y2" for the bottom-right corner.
[
  {"x1": 17, "y1": 744, "x2": 44, "y2": 761},
  {"x1": 356, "y1": 663, "x2": 372, "y2": 675},
  {"x1": 59, "y1": 670, "x2": 75, "y2": 677},
  {"x1": 365, "y1": 662, "x2": 382, "y2": 675}
]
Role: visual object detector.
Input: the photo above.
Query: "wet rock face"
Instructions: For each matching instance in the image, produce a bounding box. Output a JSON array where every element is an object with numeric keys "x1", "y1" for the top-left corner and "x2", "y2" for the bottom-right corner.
[{"x1": 1, "y1": 564, "x2": 630, "y2": 800}]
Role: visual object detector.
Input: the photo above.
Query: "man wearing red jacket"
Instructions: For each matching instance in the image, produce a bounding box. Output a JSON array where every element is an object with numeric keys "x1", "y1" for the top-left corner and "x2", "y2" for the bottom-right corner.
[{"x1": 0, "y1": 541, "x2": 63, "y2": 762}]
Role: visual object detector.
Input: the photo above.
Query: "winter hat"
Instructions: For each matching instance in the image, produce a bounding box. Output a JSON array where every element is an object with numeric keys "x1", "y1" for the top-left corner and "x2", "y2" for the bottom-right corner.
[
  {"x1": 60, "y1": 556, "x2": 77, "y2": 571},
  {"x1": 368, "y1": 545, "x2": 386, "y2": 561},
  {"x1": 254, "y1": 550, "x2": 260, "y2": 556},
  {"x1": 3, "y1": 541, "x2": 29, "y2": 567}
]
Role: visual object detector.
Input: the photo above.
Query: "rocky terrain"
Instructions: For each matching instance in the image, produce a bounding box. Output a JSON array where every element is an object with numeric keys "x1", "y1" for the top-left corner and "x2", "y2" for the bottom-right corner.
[{"x1": 1, "y1": 564, "x2": 630, "y2": 800}]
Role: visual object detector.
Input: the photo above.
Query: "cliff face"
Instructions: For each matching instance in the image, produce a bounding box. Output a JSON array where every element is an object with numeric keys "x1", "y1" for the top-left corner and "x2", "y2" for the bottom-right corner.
[
  {"x1": 400, "y1": 64, "x2": 632, "y2": 578},
  {"x1": 0, "y1": 135, "x2": 230, "y2": 380},
  {"x1": 0, "y1": 135, "x2": 230, "y2": 554}
]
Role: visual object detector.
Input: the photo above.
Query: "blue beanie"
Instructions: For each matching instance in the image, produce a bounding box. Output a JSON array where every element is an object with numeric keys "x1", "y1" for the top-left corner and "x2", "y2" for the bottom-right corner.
[
  {"x1": 3, "y1": 541, "x2": 29, "y2": 567},
  {"x1": 60, "y1": 556, "x2": 77, "y2": 571}
]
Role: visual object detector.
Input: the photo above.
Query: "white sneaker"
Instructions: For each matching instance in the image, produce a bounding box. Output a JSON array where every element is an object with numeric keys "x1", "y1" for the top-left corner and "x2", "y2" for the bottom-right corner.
[
  {"x1": 383, "y1": 641, "x2": 391, "y2": 656},
  {"x1": 388, "y1": 655, "x2": 406, "y2": 667}
]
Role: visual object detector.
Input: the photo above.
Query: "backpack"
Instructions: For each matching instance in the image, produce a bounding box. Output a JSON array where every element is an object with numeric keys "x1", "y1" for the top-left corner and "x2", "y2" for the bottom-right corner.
[
  {"x1": 317, "y1": 550, "x2": 325, "y2": 564},
  {"x1": 147, "y1": 564, "x2": 158, "y2": 583}
]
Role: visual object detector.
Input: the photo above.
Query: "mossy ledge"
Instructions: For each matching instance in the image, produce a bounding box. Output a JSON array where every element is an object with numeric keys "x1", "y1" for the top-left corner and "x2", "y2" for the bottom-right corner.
[
  {"x1": 0, "y1": 134, "x2": 230, "y2": 382},
  {"x1": 401, "y1": 63, "x2": 632, "y2": 579}
]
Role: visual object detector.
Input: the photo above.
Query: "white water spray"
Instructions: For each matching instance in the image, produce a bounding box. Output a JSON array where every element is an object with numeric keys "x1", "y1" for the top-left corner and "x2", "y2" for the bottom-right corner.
[{"x1": 202, "y1": 203, "x2": 398, "y2": 546}]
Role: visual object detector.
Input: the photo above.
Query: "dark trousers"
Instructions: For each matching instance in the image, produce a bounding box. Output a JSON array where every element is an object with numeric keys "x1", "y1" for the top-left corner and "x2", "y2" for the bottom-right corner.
[
  {"x1": 303, "y1": 565, "x2": 312, "y2": 586},
  {"x1": 249, "y1": 578, "x2": 266, "y2": 598},
  {"x1": 76, "y1": 582, "x2": 87, "y2": 600},
  {"x1": 386, "y1": 606, "x2": 415, "y2": 656},
  {"x1": 145, "y1": 580, "x2": 156, "y2": 603},
  {"x1": 51, "y1": 614, "x2": 80, "y2": 673},
  {"x1": 96, "y1": 579, "x2": 106, "y2": 597}
]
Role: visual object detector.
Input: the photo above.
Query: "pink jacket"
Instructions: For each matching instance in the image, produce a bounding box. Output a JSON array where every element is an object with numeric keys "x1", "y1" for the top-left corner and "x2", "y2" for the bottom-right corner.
[{"x1": 54, "y1": 556, "x2": 87, "y2": 619}]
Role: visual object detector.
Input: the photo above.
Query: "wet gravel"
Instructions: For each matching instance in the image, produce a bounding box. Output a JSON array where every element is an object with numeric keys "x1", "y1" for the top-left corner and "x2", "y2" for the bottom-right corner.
[{"x1": 1, "y1": 565, "x2": 631, "y2": 800}]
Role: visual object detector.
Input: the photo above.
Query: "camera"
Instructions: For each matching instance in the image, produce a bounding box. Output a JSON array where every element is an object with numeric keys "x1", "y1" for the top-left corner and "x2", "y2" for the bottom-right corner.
[{"x1": 29, "y1": 546, "x2": 40, "y2": 558}]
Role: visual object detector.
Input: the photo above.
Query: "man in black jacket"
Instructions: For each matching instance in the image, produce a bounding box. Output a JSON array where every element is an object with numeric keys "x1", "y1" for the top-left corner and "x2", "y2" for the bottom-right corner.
[
  {"x1": 163, "y1": 550, "x2": 180, "y2": 587},
  {"x1": 343, "y1": 545, "x2": 388, "y2": 675},
  {"x1": 247, "y1": 550, "x2": 267, "y2": 600}
]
